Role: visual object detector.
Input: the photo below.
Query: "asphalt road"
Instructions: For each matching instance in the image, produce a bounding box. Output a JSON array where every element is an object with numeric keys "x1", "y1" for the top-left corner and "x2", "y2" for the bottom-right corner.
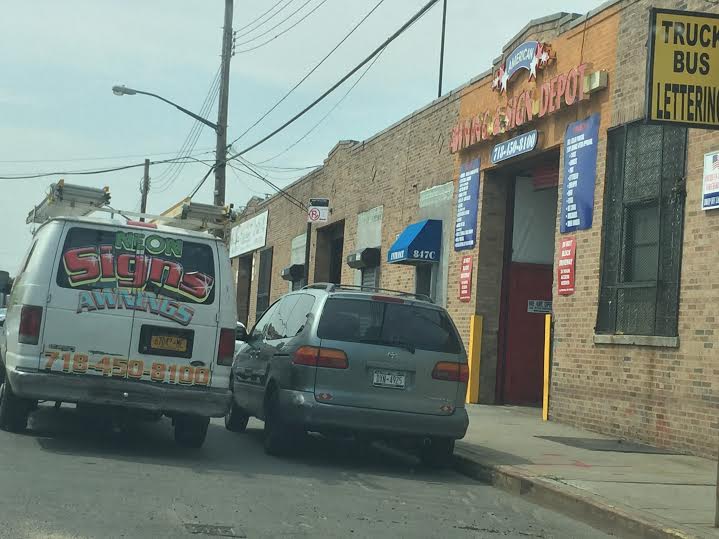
[{"x1": 0, "y1": 404, "x2": 611, "y2": 539}]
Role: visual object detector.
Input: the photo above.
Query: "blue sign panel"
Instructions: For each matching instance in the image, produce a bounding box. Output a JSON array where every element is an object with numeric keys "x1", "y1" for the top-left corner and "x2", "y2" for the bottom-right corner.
[
  {"x1": 560, "y1": 114, "x2": 600, "y2": 233},
  {"x1": 505, "y1": 41, "x2": 538, "y2": 81},
  {"x1": 491, "y1": 130, "x2": 538, "y2": 164},
  {"x1": 454, "y1": 158, "x2": 480, "y2": 251}
]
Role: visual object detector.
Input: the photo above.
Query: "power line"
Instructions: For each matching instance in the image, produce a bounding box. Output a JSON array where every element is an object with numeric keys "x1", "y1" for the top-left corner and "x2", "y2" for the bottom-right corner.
[
  {"x1": 230, "y1": 0, "x2": 386, "y2": 146},
  {"x1": 234, "y1": 159, "x2": 308, "y2": 211},
  {"x1": 233, "y1": 0, "x2": 292, "y2": 36},
  {"x1": 235, "y1": 0, "x2": 330, "y2": 53},
  {"x1": 234, "y1": 0, "x2": 315, "y2": 46},
  {"x1": 189, "y1": 0, "x2": 439, "y2": 199},
  {"x1": 225, "y1": 0, "x2": 439, "y2": 163},
  {"x1": 259, "y1": 45, "x2": 386, "y2": 165},
  {"x1": 0, "y1": 147, "x2": 215, "y2": 164}
]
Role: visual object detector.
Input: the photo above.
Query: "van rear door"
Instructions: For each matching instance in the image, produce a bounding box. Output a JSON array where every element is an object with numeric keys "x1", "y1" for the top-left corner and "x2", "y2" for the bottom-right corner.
[
  {"x1": 125, "y1": 230, "x2": 219, "y2": 389},
  {"x1": 314, "y1": 296, "x2": 466, "y2": 416},
  {"x1": 42, "y1": 224, "x2": 135, "y2": 375}
]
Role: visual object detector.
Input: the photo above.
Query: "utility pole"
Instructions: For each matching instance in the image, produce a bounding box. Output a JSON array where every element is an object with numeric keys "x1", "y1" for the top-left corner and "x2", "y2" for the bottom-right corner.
[
  {"x1": 140, "y1": 158, "x2": 150, "y2": 221},
  {"x1": 437, "y1": 0, "x2": 447, "y2": 98},
  {"x1": 214, "y1": 0, "x2": 234, "y2": 207}
]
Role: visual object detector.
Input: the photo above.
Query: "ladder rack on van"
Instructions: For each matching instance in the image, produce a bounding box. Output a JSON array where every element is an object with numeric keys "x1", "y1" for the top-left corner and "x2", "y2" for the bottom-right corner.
[
  {"x1": 27, "y1": 180, "x2": 236, "y2": 231},
  {"x1": 303, "y1": 283, "x2": 433, "y2": 303}
]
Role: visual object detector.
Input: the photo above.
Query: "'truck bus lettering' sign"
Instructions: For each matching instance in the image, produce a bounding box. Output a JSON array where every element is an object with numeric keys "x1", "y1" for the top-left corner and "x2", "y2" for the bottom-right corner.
[{"x1": 646, "y1": 8, "x2": 719, "y2": 129}]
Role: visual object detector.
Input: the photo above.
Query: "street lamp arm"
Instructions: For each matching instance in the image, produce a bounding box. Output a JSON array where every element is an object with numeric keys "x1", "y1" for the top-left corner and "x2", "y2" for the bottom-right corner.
[{"x1": 129, "y1": 88, "x2": 219, "y2": 132}]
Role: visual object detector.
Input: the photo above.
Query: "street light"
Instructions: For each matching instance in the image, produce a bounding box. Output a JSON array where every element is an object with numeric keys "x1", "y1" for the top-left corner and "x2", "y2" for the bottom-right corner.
[{"x1": 111, "y1": 84, "x2": 218, "y2": 132}]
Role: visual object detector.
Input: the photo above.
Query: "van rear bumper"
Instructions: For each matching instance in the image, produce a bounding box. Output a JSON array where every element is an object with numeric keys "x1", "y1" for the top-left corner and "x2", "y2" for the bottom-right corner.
[
  {"x1": 8, "y1": 369, "x2": 231, "y2": 418},
  {"x1": 277, "y1": 389, "x2": 469, "y2": 440}
]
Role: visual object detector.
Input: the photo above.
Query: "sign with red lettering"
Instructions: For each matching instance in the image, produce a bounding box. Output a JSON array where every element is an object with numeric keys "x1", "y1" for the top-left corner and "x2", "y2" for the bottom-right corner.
[
  {"x1": 459, "y1": 255, "x2": 473, "y2": 302},
  {"x1": 557, "y1": 236, "x2": 576, "y2": 296}
]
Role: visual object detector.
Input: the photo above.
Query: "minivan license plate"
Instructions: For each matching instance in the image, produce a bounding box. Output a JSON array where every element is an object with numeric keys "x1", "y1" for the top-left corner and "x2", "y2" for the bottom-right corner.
[
  {"x1": 373, "y1": 370, "x2": 406, "y2": 389},
  {"x1": 150, "y1": 335, "x2": 188, "y2": 353}
]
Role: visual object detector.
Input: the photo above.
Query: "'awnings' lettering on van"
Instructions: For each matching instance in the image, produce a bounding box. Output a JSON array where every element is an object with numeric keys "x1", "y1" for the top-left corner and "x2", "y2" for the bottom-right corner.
[
  {"x1": 63, "y1": 245, "x2": 214, "y2": 303},
  {"x1": 77, "y1": 288, "x2": 195, "y2": 326}
]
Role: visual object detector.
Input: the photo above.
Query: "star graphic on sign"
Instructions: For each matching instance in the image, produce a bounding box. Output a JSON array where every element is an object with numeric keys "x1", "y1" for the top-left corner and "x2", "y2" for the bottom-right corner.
[
  {"x1": 500, "y1": 67, "x2": 509, "y2": 92},
  {"x1": 492, "y1": 65, "x2": 503, "y2": 90},
  {"x1": 529, "y1": 54, "x2": 539, "y2": 80}
]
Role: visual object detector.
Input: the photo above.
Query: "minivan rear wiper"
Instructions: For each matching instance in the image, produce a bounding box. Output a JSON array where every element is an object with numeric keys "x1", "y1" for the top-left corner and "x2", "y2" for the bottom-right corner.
[{"x1": 360, "y1": 338, "x2": 415, "y2": 354}]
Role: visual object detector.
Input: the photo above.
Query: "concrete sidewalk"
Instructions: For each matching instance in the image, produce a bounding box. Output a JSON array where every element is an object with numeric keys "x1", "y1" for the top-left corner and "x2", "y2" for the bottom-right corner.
[{"x1": 454, "y1": 405, "x2": 719, "y2": 539}]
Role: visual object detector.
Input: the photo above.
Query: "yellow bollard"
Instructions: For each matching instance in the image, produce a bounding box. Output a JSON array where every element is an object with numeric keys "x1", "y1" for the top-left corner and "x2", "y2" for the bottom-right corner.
[
  {"x1": 542, "y1": 313, "x2": 551, "y2": 421},
  {"x1": 466, "y1": 314, "x2": 482, "y2": 404}
]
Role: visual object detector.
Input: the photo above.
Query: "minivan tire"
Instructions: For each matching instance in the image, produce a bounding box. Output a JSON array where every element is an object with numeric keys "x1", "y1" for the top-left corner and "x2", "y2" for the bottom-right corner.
[
  {"x1": 0, "y1": 378, "x2": 29, "y2": 433},
  {"x1": 174, "y1": 415, "x2": 209, "y2": 448},
  {"x1": 263, "y1": 394, "x2": 295, "y2": 456},
  {"x1": 419, "y1": 437, "x2": 455, "y2": 468},
  {"x1": 224, "y1": 401, "x2": 249, "y2": 433}
]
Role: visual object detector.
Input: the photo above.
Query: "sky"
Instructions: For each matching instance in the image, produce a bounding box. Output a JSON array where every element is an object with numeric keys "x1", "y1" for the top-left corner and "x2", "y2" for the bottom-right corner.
[{"x1": 0, "y1": 0, "x2": 605, "y2": 272}]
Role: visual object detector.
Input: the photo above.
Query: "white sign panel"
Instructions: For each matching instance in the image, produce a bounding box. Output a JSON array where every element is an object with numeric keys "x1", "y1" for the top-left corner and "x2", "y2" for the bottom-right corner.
[
  {"x1": 307, "y1": 206, "x2": 329, "y2": 223},
  {"x1": 702, "y1": 151, "x2": 719, "y2": 211},
  {"x1": 229, "y1": 211, "x2": 268, "y2": 258}
]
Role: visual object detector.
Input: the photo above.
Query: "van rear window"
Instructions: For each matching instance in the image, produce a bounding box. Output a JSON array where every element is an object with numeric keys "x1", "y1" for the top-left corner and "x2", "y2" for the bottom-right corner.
[
  {"x1": 56, "y1": 227, "x2": 216, "y2": 305},
  {"x1": 317, "y1": 298, "x2": 462, "y2": 354}
]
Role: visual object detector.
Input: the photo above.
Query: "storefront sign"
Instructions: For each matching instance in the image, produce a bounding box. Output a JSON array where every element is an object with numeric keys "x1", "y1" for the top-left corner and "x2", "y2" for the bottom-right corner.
[
  {"x1": 229, "y1": 210, "x2": 268, "y2": 258},
  {"x1": 454, "y1": 158, "x2": 480, "y2": 251},
  {"x1": 450, "y1": 63, "x2": 592, "y2": 153},
  {"x1": 646, "y1": 8, "x2": 719, "y2": 129},
  {"x1": 702, "y1": 151, "x2": 719, "y2": 210},
  {"x1": 458, "y1": 255, "x2": 473, "y2": 302},
  {"x1": 492, "y1": 41, "x2": 554, "y2": 93},
  {"x1": 527, "y1": 300, "x2": 552, "y2": 313},
  {"x1": 491, "y1": 130, "x2": 538, "y2": 164},
  {"x1": 557, "y1": 236, "x2": 576, "y2": 296},
  {"x1": 560, "y1": 114, "x2": 600, "y2": 233}
]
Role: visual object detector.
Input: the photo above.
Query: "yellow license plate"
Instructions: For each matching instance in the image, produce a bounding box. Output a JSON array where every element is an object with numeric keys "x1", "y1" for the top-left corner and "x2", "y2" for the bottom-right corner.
[{"x1": 150, "y1": 335, "x2": 188, "y2": 352}]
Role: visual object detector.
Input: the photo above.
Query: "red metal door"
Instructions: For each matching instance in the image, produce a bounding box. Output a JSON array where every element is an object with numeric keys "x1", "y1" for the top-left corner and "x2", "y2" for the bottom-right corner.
[{"x1": 502, "y1": 262, "x2": 552, "y2": 405}]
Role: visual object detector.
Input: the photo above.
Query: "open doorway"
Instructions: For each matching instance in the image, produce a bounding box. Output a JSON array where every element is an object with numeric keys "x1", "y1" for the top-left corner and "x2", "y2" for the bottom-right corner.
[
  {"x1": 236, "y1": 254, "x2": 252, "y2": 327},
  {"x1": 497, "y1": 152, "x2": 559, "y2": 405},
  {"x1": 314, "y1": 221, "x2": 345, "y2": 284}
]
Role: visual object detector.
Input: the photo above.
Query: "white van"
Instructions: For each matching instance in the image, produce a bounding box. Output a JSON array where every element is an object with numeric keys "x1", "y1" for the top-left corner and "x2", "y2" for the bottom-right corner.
[{"x1": 0, "y1": 217, "x2": 236, "y2": 447}]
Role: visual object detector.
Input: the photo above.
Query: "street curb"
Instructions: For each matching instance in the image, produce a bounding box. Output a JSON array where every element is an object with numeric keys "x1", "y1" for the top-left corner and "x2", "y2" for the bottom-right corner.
[{"x1": 453, "y1": 450, "x2": 706, "y2": 539}]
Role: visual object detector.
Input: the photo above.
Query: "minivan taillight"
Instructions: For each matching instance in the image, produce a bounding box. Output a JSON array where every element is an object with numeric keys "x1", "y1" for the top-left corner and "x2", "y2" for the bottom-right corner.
[
  {"x1": 217, "y1": 328, "x2": 235, "y2": 366},
  {"x1": 19, "y1": 305, "x2": 43, "y2": 345},
  {"x1": 292, "y1": 346, "x2": 348, "y2": 369},
  {"x1": 432, "y1": 361, "x2": 469, "y2": 383}
]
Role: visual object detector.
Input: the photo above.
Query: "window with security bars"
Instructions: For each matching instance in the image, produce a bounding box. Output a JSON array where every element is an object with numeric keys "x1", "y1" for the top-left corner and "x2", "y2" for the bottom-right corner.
[
  {"x1": 256, "y1": 247, "x2": 273, "y2": 318},
  {"x1": 596, "y1": 122, "x2": 686, "y2": 337}
]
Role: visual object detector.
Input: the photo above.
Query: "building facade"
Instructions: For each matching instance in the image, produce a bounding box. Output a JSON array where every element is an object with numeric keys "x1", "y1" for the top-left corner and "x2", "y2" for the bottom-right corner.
[{"x1": 229, "y1": 0, "x2": 719, "y2": 458}]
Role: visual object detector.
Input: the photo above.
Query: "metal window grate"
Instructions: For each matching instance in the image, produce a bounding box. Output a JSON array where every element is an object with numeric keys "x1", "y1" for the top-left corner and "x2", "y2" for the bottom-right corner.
[{"x1": 596, "y1": 122, "x2": 686, "y2": 337}]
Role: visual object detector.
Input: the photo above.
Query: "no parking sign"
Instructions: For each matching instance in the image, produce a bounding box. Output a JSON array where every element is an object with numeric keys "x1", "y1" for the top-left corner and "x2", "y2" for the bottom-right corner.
[{"x1": 307, "y1": 198, "x2": 329, "y2": 223}]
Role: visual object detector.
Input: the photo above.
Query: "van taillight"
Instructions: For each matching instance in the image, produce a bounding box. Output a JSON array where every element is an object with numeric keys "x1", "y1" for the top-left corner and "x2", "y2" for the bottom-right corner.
[
  {"x1": 19, "y1": 305, "x2": 43, "y2": 345},
  {"x1": 432, "y1": 361, "x2": 469, "y2": 383},
  {"x1": 292, "y1": 346, "x2": 348, "y2": 369},
  {"x1": 217, "y1": 328, "x2": 234, "y2": 366}
]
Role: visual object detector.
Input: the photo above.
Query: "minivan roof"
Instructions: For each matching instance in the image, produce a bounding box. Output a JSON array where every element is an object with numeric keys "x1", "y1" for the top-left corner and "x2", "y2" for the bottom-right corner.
[{"x1": 36, "y1": 216, "x2": 217, "y2": 241}]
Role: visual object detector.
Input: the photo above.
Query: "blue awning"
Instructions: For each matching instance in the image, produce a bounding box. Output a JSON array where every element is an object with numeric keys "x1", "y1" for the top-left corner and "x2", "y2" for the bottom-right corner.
[{"x1": 387, "y1": 219, "x2": 442, "y2": 264}]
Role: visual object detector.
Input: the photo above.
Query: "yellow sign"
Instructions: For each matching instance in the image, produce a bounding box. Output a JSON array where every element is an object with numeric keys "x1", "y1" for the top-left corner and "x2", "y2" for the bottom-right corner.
[{"x1": 646, "y1": 8, "x2": 719, "y2": 129}]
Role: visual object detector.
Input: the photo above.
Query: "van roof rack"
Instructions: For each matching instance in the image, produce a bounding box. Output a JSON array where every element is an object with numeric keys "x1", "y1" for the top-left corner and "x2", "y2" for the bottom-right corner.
[{"x1": 302, "y1": 283, "x2": 433, "y2": 303}]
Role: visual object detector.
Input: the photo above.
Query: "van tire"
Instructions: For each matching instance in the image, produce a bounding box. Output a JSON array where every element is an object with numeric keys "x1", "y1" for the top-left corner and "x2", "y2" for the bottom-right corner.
[
  {"x1": 263, "y1": 393, "x2": 292, "y2": 456},
  {"x1": 0, "y1": 379, "x2": 29, "y2": 433},
  {"x1": 174, "y1": 415, "x2": 209, "y2": 448},
  {"x1": 419, "y1": 437, "x2": 455, "y2": 468},
  {"x1": 225, "y1": 401, "x2": 249, "y2": 433}
]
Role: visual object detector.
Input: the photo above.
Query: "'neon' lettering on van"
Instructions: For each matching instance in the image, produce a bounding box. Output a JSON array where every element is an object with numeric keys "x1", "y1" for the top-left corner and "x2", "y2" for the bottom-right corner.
[
  {"x1": 63, "y1": 246, "x2": 214, "y2": 303},
  {"x1": 77, "y1": 289, "x2": 195, "y2": 326}
]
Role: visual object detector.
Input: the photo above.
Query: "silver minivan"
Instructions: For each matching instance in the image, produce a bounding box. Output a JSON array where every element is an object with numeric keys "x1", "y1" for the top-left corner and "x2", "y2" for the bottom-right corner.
[{"x1": 227, "y1": 284, "x2": 469, "y2": 466}]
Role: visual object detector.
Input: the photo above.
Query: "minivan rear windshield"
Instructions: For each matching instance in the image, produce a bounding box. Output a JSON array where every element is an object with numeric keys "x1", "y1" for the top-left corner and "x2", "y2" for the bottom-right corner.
[
  {"x1": 317, "y1": 298, "x2": 463, "y2": 354},
  {"x1": 56, "y1": 227, "x2": 216, "y2": 305}
]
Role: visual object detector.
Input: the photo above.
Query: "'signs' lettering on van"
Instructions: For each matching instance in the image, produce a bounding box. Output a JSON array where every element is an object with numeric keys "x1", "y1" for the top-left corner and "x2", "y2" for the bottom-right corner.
[
  {"x1": 63, "y1": 243, "x2": 214, "y2": 303},
  {"x1": 77, "y1": 289, "x2": 195, "y2": 326}
]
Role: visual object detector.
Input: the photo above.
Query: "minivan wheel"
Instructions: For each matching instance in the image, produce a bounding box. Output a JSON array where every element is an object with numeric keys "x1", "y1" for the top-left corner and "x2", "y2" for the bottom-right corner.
[
  {"x1": 174, "y1": 415, "x2": 209, "y2": 448},
  {"x1": 224, "y1": 401, "x2": 249, "y2": 433},
  {"x1": 0, "y1": 379, "x2": 29, "y2": 433},
  {"x1": 263, "y1": 394, "x2": 295, "y2": 456},
  {"x1": 419, "y1": 437, "x2": 455, "y2": 468}
]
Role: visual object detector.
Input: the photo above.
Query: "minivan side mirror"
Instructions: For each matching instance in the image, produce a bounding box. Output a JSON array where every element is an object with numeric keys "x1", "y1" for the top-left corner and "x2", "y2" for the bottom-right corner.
[{"x1": 235, "y1": 324, "x2": 248, "y2": 342}]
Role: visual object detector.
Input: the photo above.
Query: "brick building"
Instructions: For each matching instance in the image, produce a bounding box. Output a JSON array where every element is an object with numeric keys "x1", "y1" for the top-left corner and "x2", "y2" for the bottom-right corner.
[{"x1": 228, "y1": 0, "x2": 719, "y2": 458}]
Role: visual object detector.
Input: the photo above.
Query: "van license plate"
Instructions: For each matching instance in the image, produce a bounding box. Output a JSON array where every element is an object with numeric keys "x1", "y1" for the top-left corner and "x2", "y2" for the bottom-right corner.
[
  {"x1": 373, "y1": 370, "x2": 406, "y2": 389},
  {"x1": 150, "y1": 335, "x2": 188, "y2": 353}
]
